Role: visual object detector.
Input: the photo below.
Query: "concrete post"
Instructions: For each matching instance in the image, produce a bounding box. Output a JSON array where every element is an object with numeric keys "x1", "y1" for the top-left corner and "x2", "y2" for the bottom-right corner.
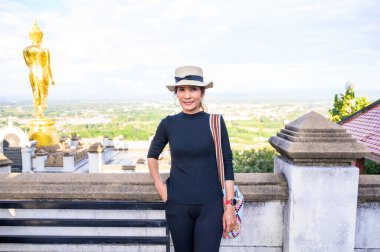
[
  {"x1": 35, "y1": 151, "x2": 48, "y2": 171},
  {"x1": 104, "y1": 147, "x2": 113, "y2": 163},
  {"x1": 269, "y1": 111, "x2": 369, "y2": 252},
  {"x1": 63, "y1": 152, "x2": 75, "y2": 172},
  {"x1": 71, "y1": 140, "x2": 79, "y2": 147},
  {"x1": 0, "y1": 153, "x2": 12, "y2": 173},
  {"x1": 88, "y1": 143, "x2": 104, "y2": 173},
  {"x1": 274, "y1": 158, "x2": 359, "y2": 251},
  {"x1": 102, "y1": 136, "x2": 109, "y2": 148},
  {"x1": 108, "y1": 138, "x2": 114, "y2": 149},
  {"x1": 21, "y1": 147, "x2": 33, "y2": 173}
]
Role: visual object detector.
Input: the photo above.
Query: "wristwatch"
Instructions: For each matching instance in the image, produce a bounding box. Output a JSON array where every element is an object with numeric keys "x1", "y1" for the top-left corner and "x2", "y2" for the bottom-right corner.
[{"x1": 225, "y1": 198, "x2": 237, "y2": 206}]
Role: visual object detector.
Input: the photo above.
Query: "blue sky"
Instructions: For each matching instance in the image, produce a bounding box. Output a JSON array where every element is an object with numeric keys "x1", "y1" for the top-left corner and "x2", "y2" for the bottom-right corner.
[{"x1": 0, "y1": 0, "x2": 379, "y2": 102}]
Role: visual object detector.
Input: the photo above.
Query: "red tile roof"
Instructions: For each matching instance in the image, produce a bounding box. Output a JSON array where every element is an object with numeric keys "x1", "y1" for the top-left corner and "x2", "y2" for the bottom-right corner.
[{"x1": 339, "y1": 99, "x2": 380, "y2": 157}]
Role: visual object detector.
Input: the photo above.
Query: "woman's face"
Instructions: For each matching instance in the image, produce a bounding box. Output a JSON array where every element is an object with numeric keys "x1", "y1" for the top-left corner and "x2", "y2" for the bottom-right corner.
[{"x1": 176, "y1": 85, "x2": 204, "y2": 114}]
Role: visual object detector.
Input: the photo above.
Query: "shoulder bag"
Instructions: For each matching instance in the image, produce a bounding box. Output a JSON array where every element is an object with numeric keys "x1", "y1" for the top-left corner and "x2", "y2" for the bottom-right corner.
[{"x1": 209, "y1": 113, "x2": 244, "y2": 239}]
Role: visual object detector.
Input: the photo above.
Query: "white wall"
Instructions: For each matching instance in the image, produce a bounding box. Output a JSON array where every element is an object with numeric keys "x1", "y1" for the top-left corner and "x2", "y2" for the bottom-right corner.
[{"x1": 355, "y1": 202, "x2": 380, "y2": 251}]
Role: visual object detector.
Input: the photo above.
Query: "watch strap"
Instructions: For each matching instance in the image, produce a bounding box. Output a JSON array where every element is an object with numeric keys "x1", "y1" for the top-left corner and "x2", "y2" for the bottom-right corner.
[{"x1": 225, "y1": 199, "x2": 235, "y2": 206}]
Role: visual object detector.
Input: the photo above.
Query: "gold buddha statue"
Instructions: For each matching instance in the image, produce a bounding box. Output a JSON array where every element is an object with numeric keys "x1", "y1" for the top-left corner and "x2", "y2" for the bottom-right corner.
[
  {"x1": 23, "y1": 21, "x2": 55, "y2": 119},
  {"x1": 24, "y1": 21, "x2": 59, "y2": 150}
]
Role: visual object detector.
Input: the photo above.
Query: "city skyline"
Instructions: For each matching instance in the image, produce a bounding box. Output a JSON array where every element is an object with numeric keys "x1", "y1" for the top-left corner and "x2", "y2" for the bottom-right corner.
[{"x1": 0, "y1": 0, "x2": 379, "y2": 102}]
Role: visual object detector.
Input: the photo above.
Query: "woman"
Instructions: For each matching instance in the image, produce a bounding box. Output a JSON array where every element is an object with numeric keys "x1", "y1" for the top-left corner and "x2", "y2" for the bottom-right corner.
[{"x1": 147, "y1": 66, "x2": 237, "y2": 252}]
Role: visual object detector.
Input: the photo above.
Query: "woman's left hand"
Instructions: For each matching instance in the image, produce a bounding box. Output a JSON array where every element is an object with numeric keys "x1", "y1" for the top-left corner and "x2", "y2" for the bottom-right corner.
[{"x1": 223, "y1": 205, "x2": 237, "y2": 238}]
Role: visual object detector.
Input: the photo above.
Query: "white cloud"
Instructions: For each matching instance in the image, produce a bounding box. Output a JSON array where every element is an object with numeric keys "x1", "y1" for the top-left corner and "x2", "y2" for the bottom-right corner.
[{"x1": 0, "y1": 0, "x2": 379, "y2": 101}]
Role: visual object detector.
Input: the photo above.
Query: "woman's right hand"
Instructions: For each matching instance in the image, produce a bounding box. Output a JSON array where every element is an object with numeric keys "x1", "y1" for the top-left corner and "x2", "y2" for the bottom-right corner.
[
  {"x1": 157, "y1": 181, "x2": 168, "y2": 202},
  {"x1": 147, "y1": 158, "x2": 168, "y2": 203}
]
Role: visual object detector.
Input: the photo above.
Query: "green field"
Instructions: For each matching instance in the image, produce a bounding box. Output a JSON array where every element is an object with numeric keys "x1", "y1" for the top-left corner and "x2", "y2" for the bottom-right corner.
[{"x1": 0, "y1": 100, "x2": 330, "y2": 151}]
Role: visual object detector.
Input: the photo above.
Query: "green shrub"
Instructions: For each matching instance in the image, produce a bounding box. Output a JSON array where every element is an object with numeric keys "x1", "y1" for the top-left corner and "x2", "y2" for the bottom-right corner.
[
  {"x1": 233, "y1": 147, "x2": 276, "y2": 173},
  {"x1": 365, "y1": 159, "x2": 380, "y2": 174}
]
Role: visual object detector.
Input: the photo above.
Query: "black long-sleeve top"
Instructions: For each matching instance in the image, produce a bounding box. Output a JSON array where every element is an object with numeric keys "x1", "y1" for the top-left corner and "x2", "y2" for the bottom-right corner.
[{"x1": 147, "y1": 111, "x2": 234, "y2": 204}]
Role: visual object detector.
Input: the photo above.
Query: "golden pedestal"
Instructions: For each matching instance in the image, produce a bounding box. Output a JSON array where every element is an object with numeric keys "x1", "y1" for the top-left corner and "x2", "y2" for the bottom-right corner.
[{"x1": 29, "y1": 118, "x2": 59, "y2": 151}]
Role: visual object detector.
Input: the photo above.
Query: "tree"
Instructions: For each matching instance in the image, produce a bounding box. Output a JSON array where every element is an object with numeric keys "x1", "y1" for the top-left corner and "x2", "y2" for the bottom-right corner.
[{"x1": 328, "y1": 82, "x2": 370, "y2": 123}]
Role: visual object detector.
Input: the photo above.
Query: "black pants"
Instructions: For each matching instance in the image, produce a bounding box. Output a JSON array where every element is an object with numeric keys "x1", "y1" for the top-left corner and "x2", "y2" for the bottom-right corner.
[{"x1": 165, "y1": 199, "x2": 224, "y2": 252}]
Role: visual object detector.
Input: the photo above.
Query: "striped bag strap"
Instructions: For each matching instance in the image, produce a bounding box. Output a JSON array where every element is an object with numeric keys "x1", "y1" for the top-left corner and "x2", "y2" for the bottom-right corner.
[{"x1": 209, "y1": 114, "x2": 226, "y2": 190}]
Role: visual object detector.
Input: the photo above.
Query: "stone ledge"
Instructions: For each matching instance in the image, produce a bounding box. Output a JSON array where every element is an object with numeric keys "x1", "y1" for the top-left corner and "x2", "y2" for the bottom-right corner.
[
  {"x1": 0, "y1": 173, "x2": 288, "y2": 202},
  {"x1": 358, "y1": 175, "x2": 380, "y2": 202},
  {"x1": 1, "y1": 173, "x2": 378, "y2": 202}
]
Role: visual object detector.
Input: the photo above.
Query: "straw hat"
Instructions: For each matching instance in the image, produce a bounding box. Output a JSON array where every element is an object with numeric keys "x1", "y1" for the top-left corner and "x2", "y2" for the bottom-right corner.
[{"x1": 166, "y1": 66, "x2": 213, "y2": 91}]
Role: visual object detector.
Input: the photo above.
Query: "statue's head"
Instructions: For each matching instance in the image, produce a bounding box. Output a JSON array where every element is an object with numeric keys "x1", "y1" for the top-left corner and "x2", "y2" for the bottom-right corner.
[{"x1": 29, "y1": 21, "x2": 43, "y2": 44}]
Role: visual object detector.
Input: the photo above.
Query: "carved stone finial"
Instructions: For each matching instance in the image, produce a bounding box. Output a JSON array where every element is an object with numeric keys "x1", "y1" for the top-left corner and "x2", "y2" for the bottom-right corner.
[
  {"x1": 269, "y1": 111, "x2": 369, "y2": 165},
  {"x1": 35, "y1": 148, "x2": 48, "y2": 156},
  {"x1": 88, "y1": 143, "x2": 104, "y2": 153}
]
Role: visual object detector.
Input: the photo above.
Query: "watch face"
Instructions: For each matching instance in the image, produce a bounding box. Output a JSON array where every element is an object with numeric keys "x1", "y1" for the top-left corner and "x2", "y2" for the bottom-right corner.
[{"x1": 231, "y1": 199, "x2": 237, "y2": 206}]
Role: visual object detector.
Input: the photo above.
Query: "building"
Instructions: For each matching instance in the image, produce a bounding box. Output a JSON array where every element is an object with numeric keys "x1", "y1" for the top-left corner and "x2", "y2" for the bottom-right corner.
[{"x1": 339, "y1": 99, "x2": 380, "y2": 173}]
